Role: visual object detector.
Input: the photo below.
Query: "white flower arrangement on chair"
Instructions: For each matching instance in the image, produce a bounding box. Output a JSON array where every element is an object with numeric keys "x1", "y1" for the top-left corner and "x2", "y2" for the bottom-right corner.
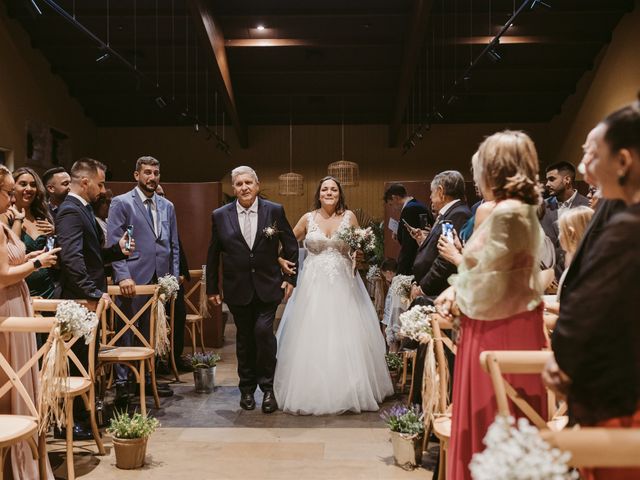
[
  {"x1": 398, "y1": 304, "x2": 435, "y2": 342},
  {"x1": 156, "y1": 274, "x2": 180, "y2": 356},
  {"x1": 366, "y1": 264, "x2": 381, "y2": 282},
  {"x1": 470, "y1": 415, "x2": 578, "y2": 480},
  {"x1": 389, "y1": 274, "x2": 414, "y2": 304},
  {"x1": 56, "y1": 300, "x2": 99, "y2": 344}
]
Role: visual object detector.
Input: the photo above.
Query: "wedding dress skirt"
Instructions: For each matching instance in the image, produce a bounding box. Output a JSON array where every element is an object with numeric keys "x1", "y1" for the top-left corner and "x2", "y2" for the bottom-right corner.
[{"x1": 274, "y1": 212, "x2": 393, "y2": 415}]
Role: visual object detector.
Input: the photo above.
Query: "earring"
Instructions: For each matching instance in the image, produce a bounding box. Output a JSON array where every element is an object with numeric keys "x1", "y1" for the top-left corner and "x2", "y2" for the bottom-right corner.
[{"x1": 618, "y1": 171, "x2": 629, "y2": 186}]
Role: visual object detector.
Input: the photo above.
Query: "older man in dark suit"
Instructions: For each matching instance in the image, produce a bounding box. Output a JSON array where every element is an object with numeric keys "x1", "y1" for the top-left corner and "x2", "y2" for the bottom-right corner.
[{"x1": 207, "y1": 166, "x2": 298, "y2": 413}]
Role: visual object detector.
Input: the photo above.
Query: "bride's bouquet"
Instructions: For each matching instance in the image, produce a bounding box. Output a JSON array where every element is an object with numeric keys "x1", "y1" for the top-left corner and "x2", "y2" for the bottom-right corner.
[
  {"x1": 337, "y1": 226, "x2": 377, "y2": 274},
  {"x1": 337, "y1": 226, "x2": 377, "y2": 254}
]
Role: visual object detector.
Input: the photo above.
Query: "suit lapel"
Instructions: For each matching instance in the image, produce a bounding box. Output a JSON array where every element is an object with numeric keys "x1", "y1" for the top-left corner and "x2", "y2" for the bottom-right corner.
[
  {"x1": 226, "y1": 202, "x2": 247, "y2": 248},
  {"x1": 253, "y1": 199, "x2": 268, "y2": 250},
  {"x1": 132, "y1": 189, "x2": 156, "y2": 236},
  {"x1": 71, "y1": 196, "x2": 101, "y2": 240}
]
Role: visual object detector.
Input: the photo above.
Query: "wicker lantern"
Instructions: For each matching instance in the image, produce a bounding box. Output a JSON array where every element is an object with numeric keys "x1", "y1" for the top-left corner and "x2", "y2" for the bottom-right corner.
[
  {"x1": 278, "y1": 172, "x2": 304, "y2": 196},
  {"x1": 278, "y1": 115, "x2": 304, "y2": 196},
  {"x1": 328, "y1": 116, "x2": 359, "y2": 186}
]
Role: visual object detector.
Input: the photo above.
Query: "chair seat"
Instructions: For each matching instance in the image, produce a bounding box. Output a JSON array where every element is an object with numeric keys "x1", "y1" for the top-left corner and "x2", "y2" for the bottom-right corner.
[
  {"x1": 98, "y1": 346, "x2": 154, "y2": 361},
  {"x1": 186, "y1": 314, "x2": 203, "y2": 323},
  {"x1": 0, "y1": 415, "x2": 38, "y2": 445},
  {"x1": 433, "y1": 415, "x2": 451, "y2": 442},
  {"x1": 54, "y1": 376, "x2": 92, "y2": 396}
]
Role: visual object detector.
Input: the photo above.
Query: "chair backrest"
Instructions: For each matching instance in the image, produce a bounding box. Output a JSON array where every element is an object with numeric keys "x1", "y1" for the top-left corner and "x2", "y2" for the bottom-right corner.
[
  {"x1": 33, "y1": 298, "x2": 105, "y2": 382},
  {"x1": 429, "y1": 314, "x2": 452, "y2": 415},
  {"x1": 480, "y1": 350, "x2": 562, "y2": 430},
  {"x1": 0, "y1": 316, "x2": 57, "y2": 418},
  {"x1": 541, "y1": 428, "x2": 640, "y2": 467},
  {"x1": 103, "y1": 285, "x2": 159, "y2": 349},
  {"x1": 185, "y1": 269, "x2": 205, "y2": 316}
]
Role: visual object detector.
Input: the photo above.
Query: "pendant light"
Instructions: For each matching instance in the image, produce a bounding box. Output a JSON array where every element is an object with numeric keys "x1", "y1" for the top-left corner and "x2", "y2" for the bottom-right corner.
[
  {"x1": 278, "y1": 102, "x2": 304, "y2": 196},
  {"x1": 328, "y1": 104, "x2": 359, "y2": 186}
]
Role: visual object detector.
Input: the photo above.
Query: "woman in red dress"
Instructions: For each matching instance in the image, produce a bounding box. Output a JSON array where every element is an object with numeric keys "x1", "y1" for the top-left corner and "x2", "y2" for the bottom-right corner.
[{"x1": 436, "y1": 131, "x2": 548, "y2": 480}]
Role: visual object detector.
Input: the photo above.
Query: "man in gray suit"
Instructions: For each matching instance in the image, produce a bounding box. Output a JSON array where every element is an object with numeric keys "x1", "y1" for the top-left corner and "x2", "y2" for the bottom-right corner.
[
  {"x1": 107, "y1": 156, "x2": 180, "y2": 397},
  {"x1": 541, "y1": 161, "x2": 590, "y2": 278}
]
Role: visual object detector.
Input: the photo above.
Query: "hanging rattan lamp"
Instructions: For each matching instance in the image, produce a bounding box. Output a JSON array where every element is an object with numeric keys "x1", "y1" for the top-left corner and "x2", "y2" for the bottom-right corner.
[
  {"x1": 327, "y1": 114, "x2": 359, "y2": 186},
  {"x1": 278, "y1": 113, "x2": 304, "y2": 196}
]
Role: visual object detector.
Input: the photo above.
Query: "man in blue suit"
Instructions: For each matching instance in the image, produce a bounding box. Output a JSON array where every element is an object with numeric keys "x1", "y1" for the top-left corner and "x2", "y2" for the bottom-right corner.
[
  {"x1": 107, "y1": 156, "x2": 180, "y2": 397},
  {"x1": 206, "y1": 166, "x2": 298, "y2": 413}
]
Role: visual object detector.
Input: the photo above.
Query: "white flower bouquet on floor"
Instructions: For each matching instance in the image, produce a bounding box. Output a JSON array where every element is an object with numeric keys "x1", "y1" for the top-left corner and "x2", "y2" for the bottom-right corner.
[
  {"x1": 399, "y1": 305, "x2": 435, "y2": 342},
  {"x1": 470, "y1": 415, "x2": 578, "y2": 480}
]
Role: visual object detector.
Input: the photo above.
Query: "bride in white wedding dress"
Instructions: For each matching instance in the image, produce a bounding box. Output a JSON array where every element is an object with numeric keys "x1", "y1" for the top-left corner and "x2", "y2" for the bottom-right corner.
[{"x1": 274, "y1": 176, "x2": 393, "y2": 415}]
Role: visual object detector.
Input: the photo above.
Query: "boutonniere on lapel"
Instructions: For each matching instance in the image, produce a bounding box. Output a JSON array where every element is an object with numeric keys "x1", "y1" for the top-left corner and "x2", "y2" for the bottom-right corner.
[{"x1": 262, "y1": 222, "x2": 279, "y2": 239}]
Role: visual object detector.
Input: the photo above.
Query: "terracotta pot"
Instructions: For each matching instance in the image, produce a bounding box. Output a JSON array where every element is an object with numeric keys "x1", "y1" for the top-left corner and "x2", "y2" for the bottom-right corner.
[
  {"x1": 193, "y1": 366, "x2": 216, "y2": 393},
  {"x1": 390, "y1": 430, "x2": 423, "y2": 470},
  {"x1": 112, "y1": 436, "x2": 148, "y2": 469}
]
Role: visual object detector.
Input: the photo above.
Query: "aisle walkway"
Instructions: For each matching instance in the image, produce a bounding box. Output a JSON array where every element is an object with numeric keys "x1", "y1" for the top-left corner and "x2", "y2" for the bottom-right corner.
[{"x1": 49, "y1": 325, "x2": 434, "y2": 479}]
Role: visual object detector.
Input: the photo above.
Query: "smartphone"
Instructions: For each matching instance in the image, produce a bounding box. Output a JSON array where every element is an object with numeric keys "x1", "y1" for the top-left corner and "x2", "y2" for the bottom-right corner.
[
  {"x1": 125, "y1": 225, "x2": 134, "y2": 251},
  {"x1": 45, "y1": 235, "x2": 56, "y2": 252},
  {"x1": 441, "y1": 221, "x2": 455, "y2": 244},
  {"x1": 418, "y1": 213, "x2": 432, "y2": 229},
  {"x1": 401, "y1": 218, "x2": 415, "y2": 231}
]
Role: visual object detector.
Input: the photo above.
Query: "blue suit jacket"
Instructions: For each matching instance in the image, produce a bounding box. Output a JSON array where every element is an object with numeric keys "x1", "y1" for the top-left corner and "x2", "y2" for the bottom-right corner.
[
  {"x1": 206, "y1": 198, "x2": 298, "y2": 306},
  {"x1": 56, "y1": 195, "x2": 126, "y2": 300},
  {"x1": 107, "y1": 188, "x2": 180, "y2": 284}
]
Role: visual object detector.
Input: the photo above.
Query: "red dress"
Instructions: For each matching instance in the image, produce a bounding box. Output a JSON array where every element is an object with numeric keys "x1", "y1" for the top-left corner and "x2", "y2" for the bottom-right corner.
[{"x1": 447, "y1": 304, "x2": 547, "y2": 480}]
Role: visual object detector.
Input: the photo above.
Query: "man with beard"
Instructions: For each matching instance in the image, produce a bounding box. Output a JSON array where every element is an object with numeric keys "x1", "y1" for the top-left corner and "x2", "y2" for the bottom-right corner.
[
  {"x1": 107, "y1": 156, "x2": 180, "y2": 399},
  {"x1": 42, "y1": 166, "x2": 71, "y2": 219},
  {"x1": 56, "y1": 158, "x2": 132, "y2": 439}
]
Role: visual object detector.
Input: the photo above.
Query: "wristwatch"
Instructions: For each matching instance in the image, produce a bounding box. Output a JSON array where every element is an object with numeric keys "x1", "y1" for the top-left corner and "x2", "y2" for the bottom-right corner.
[{"x1": 32, "y1": 259, "x2": 42, "y2": 270}]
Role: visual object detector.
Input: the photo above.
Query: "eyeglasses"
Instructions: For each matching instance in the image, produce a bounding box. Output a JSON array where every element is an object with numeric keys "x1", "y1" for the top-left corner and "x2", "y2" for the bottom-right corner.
[{"x1": 1, "y1": 189, "x2": 15, "y2": 196}]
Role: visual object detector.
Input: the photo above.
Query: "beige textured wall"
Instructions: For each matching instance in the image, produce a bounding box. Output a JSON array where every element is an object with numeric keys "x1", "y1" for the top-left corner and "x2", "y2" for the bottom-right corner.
[
  {"x1": 0, "y1": 5, "x2": 96, "y2": 169},
  {"x1": 97, "y1": 122, "x2": 549, "y2": 223},
  {"x1": 548, "y1": 1, "x2": 640, "y2": 167}
]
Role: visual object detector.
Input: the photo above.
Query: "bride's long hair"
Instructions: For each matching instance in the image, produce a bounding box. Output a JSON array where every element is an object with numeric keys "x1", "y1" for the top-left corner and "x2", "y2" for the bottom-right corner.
[{"x1": 313, "y1": 176, "x2": 348, "y2": 215}]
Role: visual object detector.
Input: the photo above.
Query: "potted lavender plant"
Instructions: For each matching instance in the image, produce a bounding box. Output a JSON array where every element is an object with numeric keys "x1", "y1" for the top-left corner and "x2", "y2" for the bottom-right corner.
[
  {"x1": 190, "y1": 352, "x2": 221, "y2": 393},
  {"x1": 380, "y1": 404, "x2": 424, "y2": 469}
]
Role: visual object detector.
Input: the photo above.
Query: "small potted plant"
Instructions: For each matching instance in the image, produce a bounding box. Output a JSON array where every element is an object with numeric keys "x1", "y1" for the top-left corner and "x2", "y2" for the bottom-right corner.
[
  {"x1": 107, "y1": 410, "x2": 160, "y2": 469},
  {"x1": 380, "y1": 404, "x2": 424, "y2": 470},
  {"x1": 191, "y1": 351, "x2": 221, "y2": 393},
  {"x1": 385, "y1": 352, "x2": 403, "y2": 390}
]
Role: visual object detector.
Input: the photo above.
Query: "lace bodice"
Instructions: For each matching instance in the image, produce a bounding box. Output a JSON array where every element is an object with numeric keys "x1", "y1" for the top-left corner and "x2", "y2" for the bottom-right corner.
[{"x1": 303, "y1": 211, "x2": 352, "y2": 281}]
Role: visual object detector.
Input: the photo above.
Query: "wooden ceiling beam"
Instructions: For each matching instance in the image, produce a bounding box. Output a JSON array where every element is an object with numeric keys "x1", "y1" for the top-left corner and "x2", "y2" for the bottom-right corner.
[
  {"x1": 187, "y1": 0, "x2": 248, "y2": 147},
  {"x1": 388, "y1": 0, "x2": 434, "y2": 147}
]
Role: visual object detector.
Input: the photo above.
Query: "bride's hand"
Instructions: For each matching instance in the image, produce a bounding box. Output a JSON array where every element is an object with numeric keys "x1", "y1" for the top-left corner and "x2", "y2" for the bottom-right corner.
[
  {"x1": 278, "y1": 257, "x2": 297, "y2": 275},
  {"x1": 281, "y1": 281, "x2": 294, "y2": 302}
]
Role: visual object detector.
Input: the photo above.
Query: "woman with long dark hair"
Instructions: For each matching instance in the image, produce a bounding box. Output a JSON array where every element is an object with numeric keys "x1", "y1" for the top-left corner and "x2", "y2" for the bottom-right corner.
[
  {"x1": 274, "y1": 176, "x2": 393, "y2": 415},
  {"x1": 3, "y1": 167, "x2": 58, "y2": 298}
]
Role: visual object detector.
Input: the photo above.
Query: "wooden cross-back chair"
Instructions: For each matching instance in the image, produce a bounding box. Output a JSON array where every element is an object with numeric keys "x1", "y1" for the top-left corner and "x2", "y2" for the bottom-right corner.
[
  {"x1": 429, "y1": 314, "x2": 456, "y2": 480},
  {"x1": 479, "y1": 350, "x2": 568, "y2": 432},
  {"x1": 184, "y1": 269, "x2": 207, "y2": 355},
  {"x1": 32, "y1": 298, "x2": 106, "y2": 480},
  {"x1": 97, "y1": 285, "x2": 160, "y2": 416},
  {"x1": 0, "y1": 315, "x2": 57, "y2": 480}
]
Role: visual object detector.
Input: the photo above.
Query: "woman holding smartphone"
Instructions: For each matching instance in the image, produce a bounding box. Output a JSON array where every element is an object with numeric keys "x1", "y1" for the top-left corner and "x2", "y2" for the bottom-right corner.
[{"x1": 2, "y1": 167, "x2": 59, "y2": 299}]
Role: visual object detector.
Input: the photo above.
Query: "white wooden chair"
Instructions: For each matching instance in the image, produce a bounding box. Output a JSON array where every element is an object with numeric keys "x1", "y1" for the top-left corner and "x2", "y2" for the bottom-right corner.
[
  {"x1": 32, "y1": 298, "x2": 107, "y2": 480},
  {"x1": 96, "y1": 285, "x2": 161, "y2": 416},
  {"x1": 0, "y1": 315, "x2": 56, "y2": 480}
]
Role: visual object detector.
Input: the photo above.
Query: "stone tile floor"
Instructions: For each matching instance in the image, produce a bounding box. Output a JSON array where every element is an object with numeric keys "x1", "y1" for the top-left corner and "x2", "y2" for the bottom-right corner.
[{"x1": 47, "y1": 325, "x2": 436, "y2": 479}]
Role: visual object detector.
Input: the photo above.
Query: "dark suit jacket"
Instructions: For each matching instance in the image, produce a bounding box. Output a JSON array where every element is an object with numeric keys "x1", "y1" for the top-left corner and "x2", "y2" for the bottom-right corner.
[
  {"x1": 540, "y1": 192, "x2": 590, "y2": 278},
  {"x1": 552, "y1": 203, "x2": 640, "y2": 424},
  {"x1": 559, "y1": 198, "x2": 626, "y2": 302},
  {"x1": 397, "y1": 199, "x2": 431, "y2": 275},
  {"x1": 412, "y1": 201, "x2": 471, "y2": 296},
  {"x1": 56, "y1": 195, "x2": 127, "y2": 300},
  {"x1": 206, "y1": 198, "x2": 298, "y2": 306}
]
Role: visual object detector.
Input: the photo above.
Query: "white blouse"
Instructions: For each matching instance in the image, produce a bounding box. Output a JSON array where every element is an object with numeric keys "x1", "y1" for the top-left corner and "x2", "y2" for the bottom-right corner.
[{"x1": 450, "y1": 200, "x2": 544, "y2": 320}]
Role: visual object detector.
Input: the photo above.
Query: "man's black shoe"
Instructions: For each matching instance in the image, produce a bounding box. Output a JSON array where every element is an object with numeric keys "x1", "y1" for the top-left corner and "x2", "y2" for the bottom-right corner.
[
  {"x1": 262, "y1": 391, "x2": 278, "y2": 414},
  {"x1": 240, "y1": 393, "x2": 256, "y2": 410},
  {"x1": 54, "y1": 424, "x2": 94, "y2": 441},
  {"x1": 145, "y1": 384, "x2": 174, "y2": 397}
]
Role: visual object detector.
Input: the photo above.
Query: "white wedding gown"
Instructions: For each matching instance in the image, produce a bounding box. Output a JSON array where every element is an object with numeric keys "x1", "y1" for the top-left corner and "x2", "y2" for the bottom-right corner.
[{"x1": 274, "y1": 211, "x2": 394, "y2": 415}]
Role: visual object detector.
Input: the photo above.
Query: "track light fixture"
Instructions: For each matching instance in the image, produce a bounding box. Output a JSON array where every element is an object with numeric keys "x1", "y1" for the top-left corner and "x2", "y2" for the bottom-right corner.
[
  {"x1": 96, "y1": 52, "x2": 110, "y2": 63},
  {"x1": 530, "y1": 0, "x2": 551, "y2": 10},
  {"x1": 487, "y1": 47, "x2": 502, "y2": 63},
  {"x1": 433, "y1": 110, "x2": 445, "y2": 121},
  {"x1": 154, "y1": 96, "x2": 167, "y2": 109},
  {"x1": 29, "y1": 0, "x2": 43, "y2": 15}
]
